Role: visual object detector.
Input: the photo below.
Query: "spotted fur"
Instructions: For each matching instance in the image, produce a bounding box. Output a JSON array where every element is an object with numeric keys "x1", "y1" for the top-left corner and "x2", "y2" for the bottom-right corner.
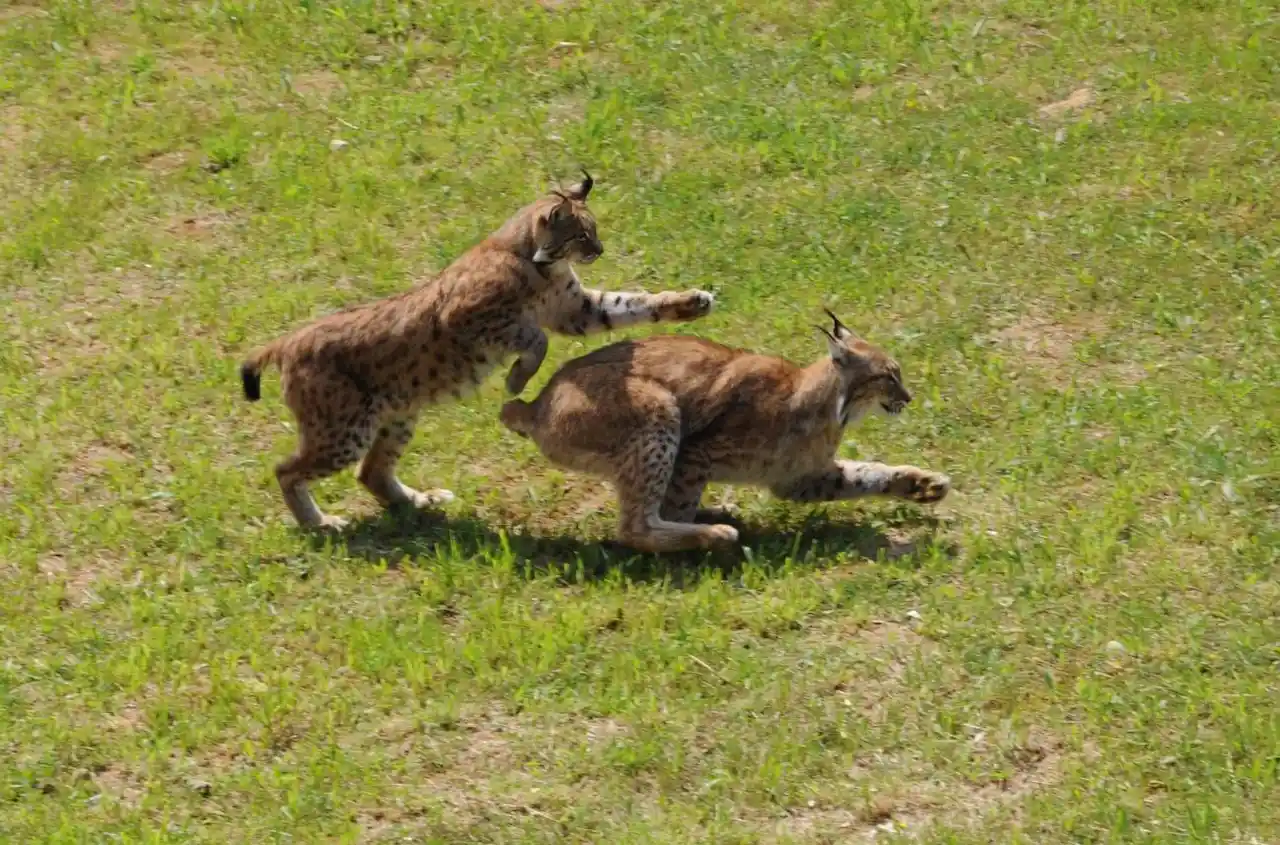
[
  {"x1": 500, "y1": 311, "x2": 949, "y2": 553},
  {"x1": 240, "y1": 174, "x2": 715, "y2": 529}
]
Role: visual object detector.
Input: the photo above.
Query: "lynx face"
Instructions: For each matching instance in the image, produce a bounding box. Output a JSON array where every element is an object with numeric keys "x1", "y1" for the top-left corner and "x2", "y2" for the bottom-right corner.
[
  {"x1": 532, "y1": 176, "x2": 603, "y2": 266},
  {"x1": 819, "y1": 311, "x2": 912, "y2": 426}
]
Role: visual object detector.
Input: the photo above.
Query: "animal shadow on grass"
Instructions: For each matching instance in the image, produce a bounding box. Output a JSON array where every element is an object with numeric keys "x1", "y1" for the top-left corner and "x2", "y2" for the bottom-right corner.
[{"x1": 307, "y1": 505, "x2": 954, "y2": 587}]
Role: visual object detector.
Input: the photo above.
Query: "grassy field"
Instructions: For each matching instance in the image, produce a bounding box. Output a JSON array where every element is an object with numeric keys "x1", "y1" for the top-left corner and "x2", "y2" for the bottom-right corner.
[{"x1": 1, "y1": 0, "x2": 1278, "y2": 841}]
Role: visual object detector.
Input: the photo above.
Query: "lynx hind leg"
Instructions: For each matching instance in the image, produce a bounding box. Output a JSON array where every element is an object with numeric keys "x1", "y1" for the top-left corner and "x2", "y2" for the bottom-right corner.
[
  {"x1": 615, "y1": 422, "x2": 738, "y2": 553},
  {"x1": 275, "y1": 408, "x2": 376, "y2": 531},
  {"x1": 660, "y1": 447, "x2": 712, "y2": 523},
  {"x1": 356, "y1": 415, "x2": 454, "y2": 511}
]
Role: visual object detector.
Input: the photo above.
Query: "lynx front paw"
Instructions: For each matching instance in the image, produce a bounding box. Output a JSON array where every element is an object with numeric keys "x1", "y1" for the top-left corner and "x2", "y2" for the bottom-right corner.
[
  {"x1": 658, "y1": 289, "x2": 716, "y2": 322},
  {"x1": 702, "y1": 523, "x2": 740, "y2": 547},
  {"x1": 892, "y1": 470, "x2": 950, "y2": 504}
]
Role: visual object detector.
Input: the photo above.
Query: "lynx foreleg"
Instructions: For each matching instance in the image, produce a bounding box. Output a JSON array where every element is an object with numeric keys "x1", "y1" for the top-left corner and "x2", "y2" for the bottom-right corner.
[
  {"x1": 504, "y1": 323, "x2": 549, "y2": 396},
  {"x1": 547, "y1": 286, "x2": 715, "y2": 336},
  {"x1": 772, "y1": 460, "x2": 950, "y2": 505}
]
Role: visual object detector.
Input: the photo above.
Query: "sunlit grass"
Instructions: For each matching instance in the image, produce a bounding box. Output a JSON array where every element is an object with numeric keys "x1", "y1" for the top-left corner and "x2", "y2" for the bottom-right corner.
[{"x1": 0, "y1": 0, "x2": 1276, "y2": 841}]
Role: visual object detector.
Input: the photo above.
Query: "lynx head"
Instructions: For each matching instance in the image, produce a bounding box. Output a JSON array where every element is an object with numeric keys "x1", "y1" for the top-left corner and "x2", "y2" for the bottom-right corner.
[
  {"x1": 816, "y1": 310, "x2": 912, "y2": 426},
  {"x1": 532, "y1": 171, "x2": 603, "y2": 266}
]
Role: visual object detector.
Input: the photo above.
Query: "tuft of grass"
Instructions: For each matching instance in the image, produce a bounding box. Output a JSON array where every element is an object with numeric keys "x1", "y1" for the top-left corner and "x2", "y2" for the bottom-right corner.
[{"x1": 1, "y1": 0, "x2": 1277, "y2": 841}]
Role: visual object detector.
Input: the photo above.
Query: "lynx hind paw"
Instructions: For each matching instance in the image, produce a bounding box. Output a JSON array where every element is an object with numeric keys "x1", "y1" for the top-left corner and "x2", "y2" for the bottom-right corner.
[
  {"x1": 312, "y1": 514, "x2": 351, "y2": 532},
  {"x1": 900, "y1": 470, "x2": 950, "y2": 504},
  {"x1": 662, "y1": 289, "x2": 716, "y2": 321},
  {"x1": 407, "y1": 488, "x2": 455, "y2": 508}
]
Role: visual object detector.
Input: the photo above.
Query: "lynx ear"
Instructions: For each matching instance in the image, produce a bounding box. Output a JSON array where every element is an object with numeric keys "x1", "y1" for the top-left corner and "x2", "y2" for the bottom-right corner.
[
  {"x1": 823, "y1": 308, "x2": 857, "y2": 341},
  {"x1": 815, "y1": 324, "x2": 853, "y2": 364},
  {"x1": 564, "y1": 169, "x2": 593, "y2": 201},
  {"x1": 543, "y1": 195, "x2": 571, "y2": 224}
]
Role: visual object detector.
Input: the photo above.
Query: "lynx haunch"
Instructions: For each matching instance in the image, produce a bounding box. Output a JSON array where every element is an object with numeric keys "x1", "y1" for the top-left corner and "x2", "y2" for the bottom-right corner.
[{"x1": 241, "y1": 174, "x2": 714, "y2": 529}]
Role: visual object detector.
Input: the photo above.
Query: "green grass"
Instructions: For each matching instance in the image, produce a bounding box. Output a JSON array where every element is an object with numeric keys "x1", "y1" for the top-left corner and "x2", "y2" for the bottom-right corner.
[{"x1": 1, "y1": 0, "x2": 1277, "y2": 841}]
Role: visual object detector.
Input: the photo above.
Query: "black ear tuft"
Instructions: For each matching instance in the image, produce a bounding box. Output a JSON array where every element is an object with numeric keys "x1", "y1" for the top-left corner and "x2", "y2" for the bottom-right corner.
[
  {"x1": 565, "y1": 168, "x2": 594, "y2": 200},
  {"x1": 823, "y1": 308, "x2": 856, "y2": 341}
]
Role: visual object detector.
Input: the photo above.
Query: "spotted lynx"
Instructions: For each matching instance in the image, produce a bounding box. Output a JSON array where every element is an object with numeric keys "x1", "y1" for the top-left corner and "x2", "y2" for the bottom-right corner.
[
  {"x1": 500, "y1": 311, "x2": 949, "y2": 553},
  {"x1": 240, "y1": 174, "x2": 714, "y2": 529}
]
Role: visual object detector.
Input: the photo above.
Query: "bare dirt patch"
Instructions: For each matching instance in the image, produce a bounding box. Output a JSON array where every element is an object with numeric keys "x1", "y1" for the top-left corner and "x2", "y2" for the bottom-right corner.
[
  {"x1": 92, "y1": 762, "x2": 144, "y2": 807},
  {"x1": 37, "y1": 548, "x2": 127, "y2": 608},
  {"x1": 992, "y1": 309, "x2": 1149, "y2": 388},
  {"x1": 55, "y1": 440, "x2": 135, "y2": 493},
  {"x1": 817, "y1": 620, "x2": 940, "y2": 725},
  {"x1": 1073, "y1": 182, "x2": 1140, "y2": 202},
  {"x1": 110, "y1": 702, "x2": 146, "y2": 735},
  {"x1": 289, "y1": 69, "x2": 345, "y2": 99},
  {"x1": 996, "y1": 312, "x2": 1094, "y2": 363},
  {"x1": 412, "y1": 709, "x2": 535, "y2": 827},
  {"x1": 166, "y1": 211, "x2": 233, "y2": 240},
  {"x1": 165, "y1": 52, "x2": 229, "y2": 80},
  {"x1": 765, "y1": 731, "x2": 1065, "y2": 842},
  {"x1": 0, "y1": 106, "x2": 31, "y2": 160},
  {"x1": 0, "y1": 4, "x2": 45, "y2": 21},
  {"x1": 583, "y1": 717, "x2": 630, "y2": 749},
  {"x1": 143, "y1": 150, "x2": 189, "y2": 174},
  {"x1": 20, "y1": 265, "x2": 178, "y2": 376},
  {"x1": 993, "y1": 310, "x2": 1106, "y2": 386},
  {"x1": 545, "y1": 91, "x2": 587, "y2": 130},
  {"x1": 780, "y1": 619, "x2": 1069, "y2": 840},
  {"x1": 1038, "y1": 86, "x2": 1095, "y2": 120}
]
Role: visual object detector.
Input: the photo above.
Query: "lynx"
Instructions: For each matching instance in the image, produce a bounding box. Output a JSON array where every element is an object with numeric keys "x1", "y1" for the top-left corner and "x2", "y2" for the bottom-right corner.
[
  {"x1": 240, "y1": 173, "x2": 714, "y2": 529},
  {"x1": 500, "y1": 311, "x2": 950, "y2": 553}
]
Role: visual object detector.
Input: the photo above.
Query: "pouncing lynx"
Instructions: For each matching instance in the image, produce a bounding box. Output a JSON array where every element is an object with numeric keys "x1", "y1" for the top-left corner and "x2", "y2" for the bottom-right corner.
[
  {"x1": 240, "y1": 173, "x2": 715, "y2": 529},
  {"x1": 500, "y1": 311, "x2": 949, "y2": 553}
]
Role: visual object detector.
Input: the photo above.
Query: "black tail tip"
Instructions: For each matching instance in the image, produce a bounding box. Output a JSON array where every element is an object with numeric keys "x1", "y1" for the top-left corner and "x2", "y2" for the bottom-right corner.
[{"x1": 240, "y1": 363, "x2": 261, "y2": 402}]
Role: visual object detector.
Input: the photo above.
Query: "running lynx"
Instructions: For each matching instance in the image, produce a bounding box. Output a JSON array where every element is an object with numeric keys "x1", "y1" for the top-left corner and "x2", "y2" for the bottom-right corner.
[
  {"x1": 500, "y1": 311, "x2": 949, "y2": 552},
  {"x1": 240, "y1": 174, "x2": 715, "y2": 529}
]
